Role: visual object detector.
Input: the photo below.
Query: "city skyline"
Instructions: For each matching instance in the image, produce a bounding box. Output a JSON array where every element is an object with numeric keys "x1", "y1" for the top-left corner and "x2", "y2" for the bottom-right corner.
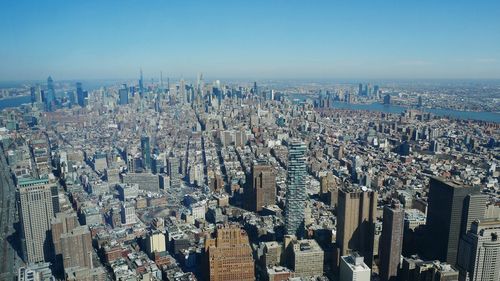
[{"x1": 1, "y1": 0, "x2": 500, "y2": 80}]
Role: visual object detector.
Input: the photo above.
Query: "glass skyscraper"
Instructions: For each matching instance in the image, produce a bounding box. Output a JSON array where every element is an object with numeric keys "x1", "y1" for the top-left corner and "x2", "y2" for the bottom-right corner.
[{"x1": 285, "y1": 140, "x2": 307, "y2": 237}]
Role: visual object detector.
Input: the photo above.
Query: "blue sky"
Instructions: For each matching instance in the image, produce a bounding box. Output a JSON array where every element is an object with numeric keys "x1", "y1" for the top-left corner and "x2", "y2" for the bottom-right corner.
[{"x1": 0, "y1": 0, "x2": 499, "y2": 80}]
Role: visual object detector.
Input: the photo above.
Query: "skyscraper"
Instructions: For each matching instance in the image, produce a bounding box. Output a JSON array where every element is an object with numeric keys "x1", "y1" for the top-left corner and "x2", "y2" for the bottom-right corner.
[
  {"x1": 118, "y1": 84, "x2": 129, "y2": 105},
  {"x1": 141, "y1": 135, "x2": 151, "y2": 170},
  {"x1": 247, "y1": 161, "x2": 275, "y2": 212},
  {"x1": 379, "y1": 200, "x2": 404, "y2": 281},
  {"x1": 457, "y1": 219, "x2": 500, "y2": 281},
  {"x1": 205, "y1": 225, "x2": 255, "y2": 281},
  {"x1": 45, "y1": 76, "x2": 55, "y2": 111},
  {"x1": 76, "y1": 82, "x2": 87, "y2": 107},
  {"x1": 61, "y1": 226, "x2": 93, "y2": 271},
  {"x1": 139, "y1": 69, "x2": 144, "y2": 95},
  {"x1": 425, "y1": 177, "x2": 482, "y2": 265},
  {"x1": 336, "y1": 186, "x2": 378, "y2": 268},
  {"x1": 30, "y1": 86, "x2": 36, "y2": 103},
  {"x1": 168, "y1": 155, "x2": 181, "y2": 188},
  {"x1": 17, "y1": 178, "x2": 58, "y2": 263},
  {"x1": 285, "y1": 140, "x2": 307, "y2": 237},
  {"x1": 51, "y1": 211, "x2": 79, "y2": 265}
]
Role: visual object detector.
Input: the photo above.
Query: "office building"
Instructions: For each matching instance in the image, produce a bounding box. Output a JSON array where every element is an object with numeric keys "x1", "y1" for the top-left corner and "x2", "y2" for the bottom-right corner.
[
  {"x1": 121, "y1": 202, "x2": 136, "y2": 225},
  {"x1": 145, "y1": 231, "x2": 167, "y2": 258},
  {"x1": 118, "y1": 85, "x2": 129, "y2": 105},
  {"x1": 425, "y1": 177, "x2": 482, "y2": 265},
  {"x1": 205, "y1": 225, "x2": 255, "y2": 281},
  {"x1": 285, "y1": 140, "x2": 307, "y2": 237},
  {"x1": 45, "y1": 76, "x2": 55, "y2": 111},
  {"x1": 141, "y1": 135, "x2": 151, "y2": 170},
  {"x1": 76, "y1": 82, "x2": 88, "y2": 107},
  {"x1": 247, "y1": 161, "x2": 275, "y2": 212},
  {"x1": 457, "y1": 219, "x2": 500, "y2": 281},
  {"x1": 336, "y1": 186, "x2": 378, "y2": 267},
  {"x1": 168, "y1": 155, "x2": 181, "y2": 188},
  {"x1": 17, "y1": 178, "x2": 58, "y2": 263},
  {"x1": 51, "y1": 211, "x2": 79, "y2": 263},
  {"x1": 287, "y1": 239, "x2": 324, "y2": 278},
  {"x1": 340, "y1": 253, "x2": 371, "y2": 281},
  {"x1": 379, "y1": 200, "x2": 404, "y2": 281},
  {"x1": 60, "y1": 225, "x2": 93, "y2": 270}
]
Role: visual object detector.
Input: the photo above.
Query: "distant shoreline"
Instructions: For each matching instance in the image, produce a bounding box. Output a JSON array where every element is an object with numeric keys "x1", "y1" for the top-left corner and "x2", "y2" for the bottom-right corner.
[{"x1": 0, "y1": 94, "x2": 30, "y2": 101}]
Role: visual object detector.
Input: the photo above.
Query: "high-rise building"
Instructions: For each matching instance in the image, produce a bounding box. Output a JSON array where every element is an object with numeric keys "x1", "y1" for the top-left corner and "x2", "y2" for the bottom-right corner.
[
  {"x1": 30, "y1": 86, "x2": 36, "y2": 103},
  {"x1": 141, "y1": 135, "x2": 151, "y2": 170},
  {"x1": 425, "y1": 177, "x2": 482, "y2": 265},
  {"x1": 60, "y1": 226, "x2": 93, "y2": 270},
  {"x1": 379, "y1": 200, "x2": 404, "y2": 281},
  {"x1": 45, "y1": 76, "x2": 55, "y2": 111},
  {"x1": 340, "y1": 253, "x2": 371, "y2": 281},
  {"x1": 168, "y1": 155, "x2": 181, "y2": 188},
  {"x1": 383, "y1": 94, "x2": 391, "y2": 105},
  {"x1": 285, "y1": 140, "x2": 307, "y2": 238},
  {"x1": 17, "y1": 178, "x2": 59, "y2": 263},
  {"x1": 139, "y1": 69, "x2": 144, "y2": 95},
  {"x1": 247, "y1": 161, "x2": 275, "y2": 212},
  {"x1": 457, "y1": 219, "x2": 500, "y2": 281},
  {"x1": 118, "y1": 84, "x2": 129, "y2": 105},
  {"x1": 287, "y1": 239, "x2": 324, "y2": 278},
  {"x1": 144, "y1": 231, "x2": 167, "y2": 258},
  {"x1": 205, "y1": 225, "x2": 255, "y2": 281},
  {"x1": 51, "y1": 211, "x2": 79, "y2": 264},
  {"x1": 121, "y1": 202, "x2": 136, "y2": 225},
  {"x1": 76, "y1": 82, "x2": 87, "y2": 107},
  {"x1": 336, "y1": 186, "x2": 378, "y2": 268}
]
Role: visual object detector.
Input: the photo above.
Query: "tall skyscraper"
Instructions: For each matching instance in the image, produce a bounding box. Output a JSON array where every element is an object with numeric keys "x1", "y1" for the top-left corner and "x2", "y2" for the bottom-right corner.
[
  {"x1": 30, "y1": 86, "x2": 36, "y2": 103},
  {"x1": 139, "y1": 69, "x2": 144, "y2": 95},
  {"x1": 168, "y1": 155, "x2": 181, "y2": 188},
  {"x1": 457, "y1": 219, "x2": 500, "y2": 281},
  {"x1": 17, "y1": 178, "x2": 58, "y2": 263},
  {"x1": 425, "y1": 177, "x2": 482, "y2": 265},
  {"x1": 45, "y1": 76, "x2": 55, "y2": 111},
  {"x1": 76, "y1": 82, "x2": 87, "y2": 107},
  {"x1": 51, "y1": 211, "x2": 79, "y2": 264},
  {"x1": 247, "y1": 161, "x2": 275, "y2": 212},
  {"x1": 379, "y1": 200, "x2": 404, "y2": 281},
  {"x1": 141, "y1": 135, "x2": 151, "y2": 170},
  {"x1": 285, "y1": 140, "x2": 307, "y2": 237},
  {"x1": 60, "y1": 226, "x2": 93, "y2": 271},
  {"x1": 336, "y1": 186, "x2": 378, "y2": 268},
  {"x1": 205, "y1": 225, "x2": 255, "y2": 281},
  {"x1": 118, "y1": 86, "x2": 129, "y2": 105}
]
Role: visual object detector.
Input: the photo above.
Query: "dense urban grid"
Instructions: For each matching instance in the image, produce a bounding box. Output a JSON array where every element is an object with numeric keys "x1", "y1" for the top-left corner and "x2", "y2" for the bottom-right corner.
[{"x1": 0, "y1": 74, "x2": 499, "y2": 281}]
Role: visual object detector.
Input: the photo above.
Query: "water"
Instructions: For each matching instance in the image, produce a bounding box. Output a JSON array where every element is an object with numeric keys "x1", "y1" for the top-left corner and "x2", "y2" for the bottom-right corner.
[
  {"x1": 0, "y1": 95, "x2": 31, "y2": 110},
  {"x1": 327, "y1": 102, "x2": 500, "y2": 123}
]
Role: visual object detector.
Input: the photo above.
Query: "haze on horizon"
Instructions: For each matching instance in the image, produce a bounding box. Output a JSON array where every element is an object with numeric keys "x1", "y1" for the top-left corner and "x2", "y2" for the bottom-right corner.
[{"x1": 1, "y1": 0, "x2": 499, "y2": 81}]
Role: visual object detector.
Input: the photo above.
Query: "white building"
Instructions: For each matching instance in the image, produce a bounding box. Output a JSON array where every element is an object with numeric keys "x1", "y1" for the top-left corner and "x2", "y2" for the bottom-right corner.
[
  {"x1": 340, "y1": 253, "x2": 371, "y2": 281},
  {"x1": 457, "y1": 219, "x2": 500, "y2": 281}
]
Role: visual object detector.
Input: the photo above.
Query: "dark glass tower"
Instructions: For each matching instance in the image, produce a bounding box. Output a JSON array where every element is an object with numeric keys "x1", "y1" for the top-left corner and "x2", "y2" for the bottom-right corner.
[
  {"x1": 46, "y1": 76, "x2": 55, "y2": 111},
  {"x1": 118, "y1": 84, "x2": 129, "y2": 105},
  {"x1": 76, "y1": 82, "x2": 88, "y2": 107},
  {"x1": 425, "y1": 177, "x2": 482, "y2": 265},
  {"x1": 284, "y1": 140, "x2": 307, "y2": 237}
]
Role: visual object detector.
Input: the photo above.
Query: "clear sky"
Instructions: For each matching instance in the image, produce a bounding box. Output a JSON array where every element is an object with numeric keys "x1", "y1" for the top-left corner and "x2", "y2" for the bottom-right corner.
[{"x1": 1, "y1": 0, "x2": 499, "y2": 81}]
